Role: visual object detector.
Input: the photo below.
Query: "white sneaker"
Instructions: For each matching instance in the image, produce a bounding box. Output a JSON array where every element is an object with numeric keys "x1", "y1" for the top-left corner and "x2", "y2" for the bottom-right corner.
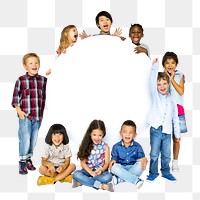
[
  {"x1": 172, "y1": 161, "x2": 179, "y2": 172},
  {"x1": 136, "y1": 178, "x2": 144, "y2": 189},
  {"x1": 112, "y1": 176, "x2": 124, "y2": 185}
]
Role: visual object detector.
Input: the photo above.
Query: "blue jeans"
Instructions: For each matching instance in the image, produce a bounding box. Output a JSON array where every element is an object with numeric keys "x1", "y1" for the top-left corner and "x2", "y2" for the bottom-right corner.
[
  {"x1": 149, "y1": 126, "x2": 171, "y2": 175},
  {"x1": 110, "y1": 161, "x2": 144, "y2": 184},
  {"x1": 73, "y1": 169, "x2": 112, "y2": 189},
  {"x1": 18, "y1": 117, "x2": 41, "y2": 160}
]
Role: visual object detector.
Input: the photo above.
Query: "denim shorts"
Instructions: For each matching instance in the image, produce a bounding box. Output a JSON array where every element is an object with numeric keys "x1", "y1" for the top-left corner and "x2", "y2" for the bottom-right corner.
[{"x1": 179, "y1": 114, "x2": 187, "y2": 133}]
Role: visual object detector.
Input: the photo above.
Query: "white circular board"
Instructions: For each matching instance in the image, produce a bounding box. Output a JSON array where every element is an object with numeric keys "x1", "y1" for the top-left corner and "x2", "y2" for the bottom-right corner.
[{"x1": 42, "y1": 36, "x2": 151, "y2": 147}]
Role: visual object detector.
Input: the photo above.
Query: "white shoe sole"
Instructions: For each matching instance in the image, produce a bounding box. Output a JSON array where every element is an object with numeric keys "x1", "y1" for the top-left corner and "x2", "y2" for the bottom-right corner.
[{"x1": 161, "y1": 176, "x2": 177, "y2": 182}]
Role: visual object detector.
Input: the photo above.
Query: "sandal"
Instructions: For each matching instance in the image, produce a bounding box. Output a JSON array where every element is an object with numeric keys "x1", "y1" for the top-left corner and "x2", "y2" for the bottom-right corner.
[{"x1": 101, "y1": 183, "x2": 114, "y2": 192}]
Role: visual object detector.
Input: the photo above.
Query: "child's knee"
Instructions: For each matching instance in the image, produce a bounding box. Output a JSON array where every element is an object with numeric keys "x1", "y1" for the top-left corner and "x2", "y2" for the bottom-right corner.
[
  {"x1": 39, "y1": 165, "x2": 47, "y2": 174},
  {"x1": 110, "y1": 163, "x2": 121, "y2": 174},
  {"x1": 70, "y1": 163, "x2": 76, "y2": 171}
]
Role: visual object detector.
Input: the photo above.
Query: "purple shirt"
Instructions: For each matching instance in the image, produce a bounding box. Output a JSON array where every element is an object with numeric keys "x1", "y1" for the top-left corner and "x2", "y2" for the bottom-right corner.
[{"x1": 12, "y1": 72, "x2": 47, "y2": 121}]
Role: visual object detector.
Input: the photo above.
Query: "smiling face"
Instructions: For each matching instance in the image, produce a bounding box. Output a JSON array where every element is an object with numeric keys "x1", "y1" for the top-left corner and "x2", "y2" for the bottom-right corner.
[
  {"x1": 163, "y1": 58, "x2": 177, "y2": 75},
  {"x1": 97, "y1": 16, "x2": 112, "y2": 34},
  {"x1": 120, "y1": 125, "x2": 136, "y2": 147},
  {"x1": 91, "y1": 128, "x2": 104, "y2": 145},
  {"x1": 67, "y1": 27, "x2": 78, "y2": 45},
  {"x1": 157, "y1": 78, "x2": 170, "y2": 95},
  {"x1": 52, "y1": 133, "x2": 64, "y2": 147},
  {"x1": 129, "y1": 25, "x2": 144, "y2": 45},
  {"x1": 23, "y1": 56, "x2": 40, "y2": 76}
]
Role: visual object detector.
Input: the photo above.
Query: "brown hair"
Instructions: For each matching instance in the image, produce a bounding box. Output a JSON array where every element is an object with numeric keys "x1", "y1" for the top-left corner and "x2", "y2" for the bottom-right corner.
[
  {"x1": 157, "y1": 72, "x2": 170, "y2": 84},
  {"x1": 22, "y1": 53, "x2": 40, "y2": 65},
  {"x1": 162, "y1": 51, "x2": 178, "y2": 66},
  {"x1": 77, "y1": 119, "x2": 106, "y2": 160}
]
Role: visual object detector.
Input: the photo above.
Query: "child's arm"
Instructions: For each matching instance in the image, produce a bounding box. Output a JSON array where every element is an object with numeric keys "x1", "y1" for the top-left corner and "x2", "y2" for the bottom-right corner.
[
  {"x1": 108, "y1": 160, "x2": 116, "y2": 170},
  {"x1": 109, "y1": 144, "x2": 118, "y2": 169},
  {"x1": 79, "y1": 30, "x2": 91, "y2": 39},
  {"x1": 170, "y1": 71, "x2": 185, "y2": 95},
  {"x1": 149, "y1": 58, "x2": 159, "y2": 98},
  {"x1": 56, "y1": 157, "x2": 71, "y2": 173},
  {"x1": 80, "y1": 159, "x2": 97, "y2": 177},
  {"x1": 41, "y1": 157, "x2": 56, "y2": 174},
  {"x1": 134, "y1": 46, "x2": 148, "y2": 56},
  {"x1": 112, "y1": 28, "x2": 126, "y2": 41},
  {"x1": 15, "y1": 106, "x2": 27, "y2": 120},
  {"x1": 95, "y1": 145, "x2": 110, "y2": 175},
  {"x1": 138, "y1": 157, "x2": 148, "y2": 170}
]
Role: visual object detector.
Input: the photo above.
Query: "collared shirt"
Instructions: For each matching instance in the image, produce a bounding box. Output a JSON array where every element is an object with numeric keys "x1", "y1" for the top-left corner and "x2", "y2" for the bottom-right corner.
[
  {"x1": 42, "y1": 143, "x2": 72, "y2": 167},
  {"x1": 12, "y1": 72, "x2": 47, "y2": 121},
  {"x1": 147, "y1": 62, "x2": 180, "y2": 139},
  {"x1": 111, "y1": 140, "x2": 145, "y2": 166}
]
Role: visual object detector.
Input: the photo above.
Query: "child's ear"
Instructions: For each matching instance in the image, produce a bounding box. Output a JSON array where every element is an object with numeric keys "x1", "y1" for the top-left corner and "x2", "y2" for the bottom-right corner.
[
  {"x1": 134, "y1": 132, "x2": 137, "y2": 138},
  {"x1": 119, "y1": 131, "x2": 122, "y2": 137},
  {"x1": 96, "y1": 23, "x2": 100, "y2": 29},
  {"x1": 23, "y1": 64, "x2": 27, "y2": 70}
]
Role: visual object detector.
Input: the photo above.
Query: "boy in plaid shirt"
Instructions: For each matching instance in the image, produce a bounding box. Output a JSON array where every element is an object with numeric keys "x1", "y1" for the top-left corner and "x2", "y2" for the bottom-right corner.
[{"x1": 12, "y1": 53, "x2": 47, "y2": 175}]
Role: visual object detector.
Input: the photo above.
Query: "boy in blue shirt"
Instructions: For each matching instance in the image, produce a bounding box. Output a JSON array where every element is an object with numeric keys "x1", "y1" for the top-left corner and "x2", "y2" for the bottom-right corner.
[
  {"x1": 109, "y1": 120, "x2": 147, "y2": 189},
  {"x1": 146, "y1": 58, "x2": 181, "y2": 182}
]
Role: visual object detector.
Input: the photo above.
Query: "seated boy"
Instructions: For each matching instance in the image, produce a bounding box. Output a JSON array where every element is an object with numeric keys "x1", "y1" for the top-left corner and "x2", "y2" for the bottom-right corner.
[
  {"x1": 129, "y1": 23, "x2": 150, "y2": 57},
  {"x1": 80, "y1": 11, "x2": 126, "y2": 40},
  {"x1": 109, "y1": 120, "x2": 147, "y2": 189}
]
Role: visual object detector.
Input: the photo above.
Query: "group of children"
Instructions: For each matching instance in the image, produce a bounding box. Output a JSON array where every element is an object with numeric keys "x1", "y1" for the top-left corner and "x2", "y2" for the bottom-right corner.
[
  {"x1": 11, "y1": 10, "x2": 187, "y2": 192},
  {"x1": 38, "y1": 119, "x2": 147, "y2": 192}
]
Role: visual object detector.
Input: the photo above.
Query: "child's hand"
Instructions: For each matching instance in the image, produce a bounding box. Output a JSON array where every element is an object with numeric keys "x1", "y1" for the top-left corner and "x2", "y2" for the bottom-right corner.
[
  {"x1": 46, "y1": 69, "x2": 51, "y2": 76},
  {"x1": 18, "y1": 110, "x2": 27, "y2": 120},
  {"x1": 56, "y1": 165, "x2": 64, "y2": 174},
  {"x1": 120, "y1": 36, "x2": 126, "y2": 41},
  {"x1": 90, "y1": 171, "x2": 97, "y2": 177},
  {"x1": 113, "y1": 27, "x2": 122, "y2": 37},
  {"x1": 95, "y1": 169, "x2": 102, "y2": 176},
  {"x1": 79, "y1": 30, "x2": 90, "y2": 39},
  {"x1": 152, "y1": 58, "x2": 158, "y2": 63},
  {"x1": 48, "y1": 163, "x2": 56, "y2": 175},
  {"x1": 138, "y1": 157, "x2": 148, "y2": 170},
  {"x1": 108, "y1": 160, "x2": 116, "y2": 170},
  {"x1": 134, "y1": 46, "x2": 148, "y2": 55}
]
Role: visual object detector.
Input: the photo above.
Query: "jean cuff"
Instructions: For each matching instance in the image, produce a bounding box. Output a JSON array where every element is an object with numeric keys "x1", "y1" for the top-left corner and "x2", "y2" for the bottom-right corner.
[{"x1": 93, "y1": 180, "x2": 101, "y2": 189}]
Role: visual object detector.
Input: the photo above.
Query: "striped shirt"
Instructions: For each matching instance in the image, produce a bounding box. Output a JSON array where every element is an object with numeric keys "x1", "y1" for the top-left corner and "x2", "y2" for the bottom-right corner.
[{"x1": 12, "y1": 72, "x2": 47, "y2": 121}]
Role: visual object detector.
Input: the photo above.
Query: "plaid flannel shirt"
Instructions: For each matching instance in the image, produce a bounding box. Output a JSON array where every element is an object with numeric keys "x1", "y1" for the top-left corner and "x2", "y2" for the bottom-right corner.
[{"x1": 11, "y1": 72, "x2": 47, "y2": 121}]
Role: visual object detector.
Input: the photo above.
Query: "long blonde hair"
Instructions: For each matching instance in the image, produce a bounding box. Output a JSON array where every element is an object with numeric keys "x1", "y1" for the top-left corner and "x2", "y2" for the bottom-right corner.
[{"x1": 57, "y1": 25, "x2": 76, "y2": 55}]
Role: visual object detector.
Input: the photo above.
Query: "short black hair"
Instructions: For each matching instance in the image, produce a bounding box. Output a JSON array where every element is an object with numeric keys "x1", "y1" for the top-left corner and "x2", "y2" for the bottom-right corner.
[
  {"x1": 45, "y1": 124, "x2": 69, "y2": 145},
  {"x1": 95, "y1": 11, "x2": 113, "y2": 25},
  {"x1": 120, "y1": 120, "x2": 137, "y2": 131},
  {"x1": 162, "y1": 51, "x2": 179, "y2": 66},
  {"x1": 129, "y1": 24, "x2": 144, "y2": 35}
]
